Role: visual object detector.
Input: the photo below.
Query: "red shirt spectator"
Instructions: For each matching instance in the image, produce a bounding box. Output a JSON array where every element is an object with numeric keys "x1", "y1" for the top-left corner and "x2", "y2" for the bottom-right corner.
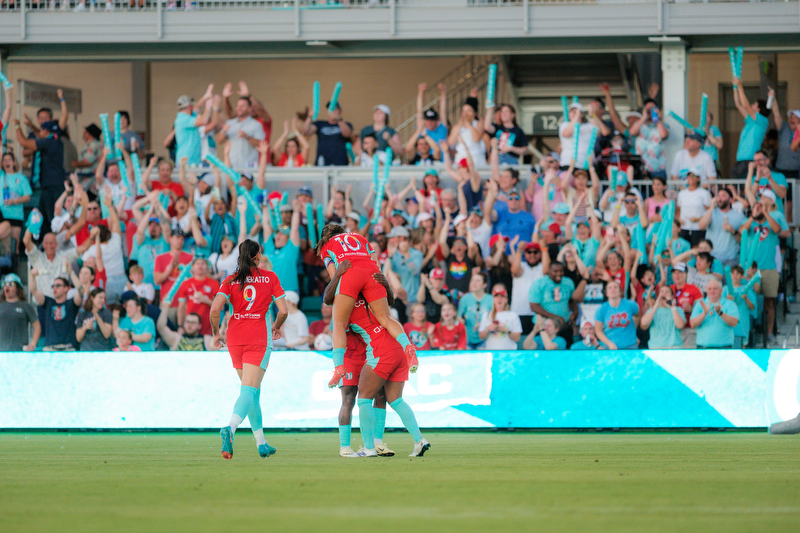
[
  {"x1": 176, "y1": 266, "x2": 220, "y2": 336},
  {"x1": 431, "y1": 321, "x2": 467, "y2": 350},
  {"x1": 153, "y1": 234, "x2": 194, "y2": 308},
  {"x1": 151, "y1": 181, "x2": 187, "y2": 217},
  {"x1": 75, "y1": 218, "x2": 108, "y2": 246},
  {"x1": 403, "y1": 321, "x2": 433, "y2": 350}
]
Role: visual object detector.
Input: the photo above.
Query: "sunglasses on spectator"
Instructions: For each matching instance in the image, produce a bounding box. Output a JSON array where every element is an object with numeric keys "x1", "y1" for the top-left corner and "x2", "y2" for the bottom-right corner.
[
  {"x1": 87, "y1": 207, "x2": 100, "y2": 211},
  {"x1": 3, "y1": 281, "x2": 16, "y2": 287},
  {"x1": 508, "y1": 195, "x2": 521, "y2": 200},
  {"x1": 52, "y1": 283, "x2": 67, "y2": 288},
  {"x1": 624, "y1": 199, "x2": 636, "y2": 203},
  {"x1": 525, "y1": 250, "x2": 540, "y2": 254}
]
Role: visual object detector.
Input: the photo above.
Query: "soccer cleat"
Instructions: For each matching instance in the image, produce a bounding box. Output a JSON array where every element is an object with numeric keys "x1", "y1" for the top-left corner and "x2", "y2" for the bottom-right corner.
[
  {"x1": 769, "y1": 413, "x2": 800, "y2": 435},
  {"x1": 258, "y1": 443, "x2": 277, "y2": 458},
  {"x1": 339, "y1": 446, "x2": 357, "y2": 457},
  {"x1": 354, "y1": 447, "x2": 378, "y2": 458},
  {"x1": 328, "y1": 365, "x2": 346, "y2": 388},
  {"x1": 405, "y1": 344, "x2": 419, "y2": 373},
  {"x1": 409, "y1": 438, "x2": 431, "y2": 457},
  {"x1": 375, "y1": 442, "x2": 395, "y2": 457},
  {"x1": 220, "y1": 427, "x2": 234, "y2": 459}
]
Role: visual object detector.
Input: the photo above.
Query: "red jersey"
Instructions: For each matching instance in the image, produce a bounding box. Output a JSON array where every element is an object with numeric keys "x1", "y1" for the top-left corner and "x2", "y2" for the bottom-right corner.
[
  {"x1": 153, "y1": 251, "x2": 194, "y2": 307},
  {"x1": 345, "y1": 329, "x2": 367, "y2": 362},
  {"x1": 75, "y1": 219, "x2": 109, "y2": 246},
  {"x1": 176, "y1": 276, "x2": 221, "y2": 335},
  {"x1": 670, "y1": 283, "x2": 703, "y2": 325},
  {"x1": 347, "y1": 297, "x2": 397, "y2": 357},
  {"x1": 151, "y1": 181, "x2": 187, "y2": 217},
  {"x1": 218, "y1": 268, "x2": 285, "y2": 346},
  {"x1": 431, "y1": 322, "x2": 468, "y2": 350},
  {"x1": 321, "y1": 232, "x2": 376, "y2": 269}
]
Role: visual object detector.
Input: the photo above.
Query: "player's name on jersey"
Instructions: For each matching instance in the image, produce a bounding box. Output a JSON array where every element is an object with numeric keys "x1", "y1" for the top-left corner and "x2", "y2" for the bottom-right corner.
[{"x1": 245, "y1": 276, "x2": 271, "y2": 283}]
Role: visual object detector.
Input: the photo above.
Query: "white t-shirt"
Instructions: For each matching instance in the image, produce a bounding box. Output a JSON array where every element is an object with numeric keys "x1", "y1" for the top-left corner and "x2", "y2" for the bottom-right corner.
[
  {"x1": 82, "y1": 232, "x2": 125, "y2": 277},
  {"x1": 132, "y1": 282, "x2": 156, "y2": 302},
  {"x1": 602, "y1": 188, "x2": 642, "y2": 224},
  {"x1": 454, "y1": 121, "x2": 487, "y2": 167},
  {"x1": 193, "y1": 189, "x2": 213, "y2": 233},
  {"x1": 559, "y1": 121, "x2": 595, "y2": 169},
  {"x1": 479, "y1": 310, "x2": 522, "y2": 350},
  {"x1": 511, "y1": 261, "x2": 543, "y2": 317},
  {"x1": 208, "y1": 249, "x2": 240, "y2": 280},
  {"x1": 670, "y1": 149, "x2": 717, "y2": 181},
  {"x1": 281, "y1": 309, "x2": 310, "y2": 351},
  {"x1": 676, "y1": 187, "x2": 711, "y2": 231},
  {"x1": 225, "y1": 116, "x2": 265, "y2": 169},
  {"x1": 470, "y1": 221, "x2": 493, "y2": 259}
]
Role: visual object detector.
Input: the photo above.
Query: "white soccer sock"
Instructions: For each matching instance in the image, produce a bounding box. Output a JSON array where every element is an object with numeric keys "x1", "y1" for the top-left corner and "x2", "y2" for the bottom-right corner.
[
  {"x1": 374, "y1": 437, "x2": 383, "y2": 446},
  {"x1": 252, "y1": 429, "x2": 267, "y2": 446},
  {"x1": 228, "y1": 414, "x2": 244, "y2": 434}
]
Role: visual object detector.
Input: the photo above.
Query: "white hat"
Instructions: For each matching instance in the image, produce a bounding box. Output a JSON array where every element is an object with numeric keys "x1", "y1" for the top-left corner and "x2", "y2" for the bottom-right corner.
[
  {"x1": 416, "y1": 212, "x2": 433, "y2": 223},
  {"x1": 760, "y1": 189, "x2": 777, "y2": 202},
  {"x1": 346, "y1": 212, "x2": 361, "y2": 223},
  {"x1": 625, "y1": 111, "x2": 642, "y2": 121},
  {"x1": 284, "y1": 291, "x2": 300, "y2": 305},
  {"x1": 453, "y1": 214, "x2": 468, "y2": 226},
  {"x1": 788, "y1": 110, "x2": 800, "y2": 120},
  {"x1": 387, "y1": 226, "x2": 410, "y2": 238},
  {"x1": 374, "y1": 104, "x2": 391, "y2": 116},
  {"x1": 568, "y1": 102, "x2": 583, "y2": 112}
]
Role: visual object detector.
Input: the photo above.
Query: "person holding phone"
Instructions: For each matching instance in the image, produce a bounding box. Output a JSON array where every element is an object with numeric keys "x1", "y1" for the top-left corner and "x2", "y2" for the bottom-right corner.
[
  {"x1": 628, "y1": 93, "x2": 669, "y2": 180},
  {"x1": 639, "y1": 285, "x2": 685, "y2": 349}
]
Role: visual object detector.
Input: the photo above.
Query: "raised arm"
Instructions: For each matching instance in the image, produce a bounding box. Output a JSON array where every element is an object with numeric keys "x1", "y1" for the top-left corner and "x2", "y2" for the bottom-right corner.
[{"x1": 57, "y1": 89, "x2": 69, "y2": 131}]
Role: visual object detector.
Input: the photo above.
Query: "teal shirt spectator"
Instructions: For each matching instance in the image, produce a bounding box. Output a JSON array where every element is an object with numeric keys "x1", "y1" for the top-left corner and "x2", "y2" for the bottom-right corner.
[
  {"x1": 736, "y1": 114, "x2": 769, "y2": 162},
  {"x1": 529, "y1": 276, "x2": 576, "y2": 325},
  {"x1": 264, "y1": 237, "x2": 300, "y2": 293},
  {"x1": 759, "y1": 171, "x2": 787, "y2": 212},
  {"x1": 705, "y1": 209, "x2": 745, "y2": 263},
  {"x1": 647, "y1": 307, "x2": 683, "y2": 348},
  {"x1": 458, "y1": 292, "x2": 494, "y2": 346},
  {"x1": 595, "y1": 299, "x2": 639, "y2": 349},
  {"x1": 748, "y1": 209, "x2": 788, "y2": 270},
  {"x1": 175, "y1": 112, "x2": 202, "y2": 166},
  {"x1": 722, "y1": 285, "x2": 755, "y2": 344},
  {"x1": 119, "y1": 315, "x2": 157, "y2": 351},
  {"x1": 234, "y1": 185, "x2": 265, "y2": 235},
  {"x1": 390, "y1": 248, "x2": 424, "y2": 304},
  {"x1": 130, "y1": 235, "x2": 170, "y2": 287},
  {"x1": 691, "y1": 297, "x2": 739, "y2": 347},
  {"x1": 0, "y1": 172, "x2": 32, "y2": 221},
  {"x1": 570, "y1": 339, "x2": 606, "y2": 350},
  {"x1": 572, "y1": 236, "x2": 599, "y2": 268},
  {"x1": 702, "y1": 125, "x2": 722, "y2": 161},
  {"x1": 654, "y1": 237, "x2": 691, "y2": 287},
  {"x1": 531, "y1": 335, "x2": 567, "y2": 350}
]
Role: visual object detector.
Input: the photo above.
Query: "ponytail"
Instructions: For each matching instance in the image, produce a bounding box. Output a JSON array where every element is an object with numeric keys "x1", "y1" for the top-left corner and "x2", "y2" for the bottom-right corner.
[
  {"x1": 315, "y1": 223, "x2": 346, "y2": 257},
  {"x1": 233, "y1": 239, "x2": 261, "y2": 291}
]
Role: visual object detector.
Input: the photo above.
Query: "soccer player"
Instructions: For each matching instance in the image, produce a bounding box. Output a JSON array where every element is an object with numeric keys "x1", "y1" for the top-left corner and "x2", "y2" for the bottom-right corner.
[
  {"x1": 210, "y1": 239, "x2": 288, "y2": 460},
  {"x1": 325, "y1": 260, "x2": 431, "y2": 458},
  {"x1": 317, "y1": 224, "x2": 417, "y2": 387}
]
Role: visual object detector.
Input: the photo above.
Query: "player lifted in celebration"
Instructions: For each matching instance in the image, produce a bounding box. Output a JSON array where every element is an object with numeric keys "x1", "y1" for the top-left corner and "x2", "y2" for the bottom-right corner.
[
  {"x1": 210, "y1": 239, "x2": 288, "y2": 460},
  {"x1": 316, "y1": 225, "x2": 418, "y2": 388},
  {"x1": 325, "y1": 260, "x2": 430, "y2": 458}
]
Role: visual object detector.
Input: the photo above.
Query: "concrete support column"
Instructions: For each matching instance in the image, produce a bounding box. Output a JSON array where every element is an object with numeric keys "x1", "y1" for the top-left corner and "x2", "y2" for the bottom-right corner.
[
  {"x1": 131, "y1": 61, "x2": 150, "y2": 152},
  {"x1": 661, "y1": 42, "x2": 687, "y2": 170}
]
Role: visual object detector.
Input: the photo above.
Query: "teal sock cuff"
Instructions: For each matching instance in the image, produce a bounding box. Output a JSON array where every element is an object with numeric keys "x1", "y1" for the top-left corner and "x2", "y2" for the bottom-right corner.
[
  {"x1": 374, "y1": 407, "x2": 386, "y2": 441},
  {"x1": 357, "y1": 398, "x2": 372, "y2": 407},
  {"x1": 389, "y1": 398, "x2": 403, "y2": 409},
  {"x1": 233, "y1": 385, "x2": 258, "y2": 420},
  {"x1": 333, "y1": 348, "x2": 345, "y2": 367},
  {"x1": 339, "y1": 425, "x2": 351, "y2": 448},
  {"x1": 396, "y1": 333, "x2": 410, "y2": 350}
]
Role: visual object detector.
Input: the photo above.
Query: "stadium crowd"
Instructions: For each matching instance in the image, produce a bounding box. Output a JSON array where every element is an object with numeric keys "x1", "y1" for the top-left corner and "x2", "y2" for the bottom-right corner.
[{"x1": 0, "y1": 76, "x2": 797, "y2": 352}]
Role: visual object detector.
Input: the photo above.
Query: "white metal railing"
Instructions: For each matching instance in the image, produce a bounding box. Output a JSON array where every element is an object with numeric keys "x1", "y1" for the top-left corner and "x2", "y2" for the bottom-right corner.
[{"x1": 5, "y1": 0, "x2": 391, "y2": 12}]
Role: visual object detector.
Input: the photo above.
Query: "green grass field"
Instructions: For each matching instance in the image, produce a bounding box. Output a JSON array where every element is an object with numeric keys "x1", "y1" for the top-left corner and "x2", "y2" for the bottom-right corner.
[{"x1": 1, "y1": 431, "x2": 798, "y2": 532}]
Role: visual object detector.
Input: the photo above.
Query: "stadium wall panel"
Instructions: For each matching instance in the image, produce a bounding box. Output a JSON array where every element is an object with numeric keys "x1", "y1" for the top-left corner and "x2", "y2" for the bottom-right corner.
[{"x1": 1, "y1": 350, "x2": 797, "y2": 430}]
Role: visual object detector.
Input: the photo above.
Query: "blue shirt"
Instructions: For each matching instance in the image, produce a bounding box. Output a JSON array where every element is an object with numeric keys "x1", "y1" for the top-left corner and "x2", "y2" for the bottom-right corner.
[
  {"x1": 647, "y1": 307, "x2": 683, "y2": 348},
  {"x1": 424, "y1": 123, "x2": 448, "y2": 148},
  {"x1": 494, "y1": 202, "x2": 535, "y2": 252},
  {"x1": 458, "y1": 292, "x2": 494, "y2": 345},
  {"x1": 691, "y1": 297, "x2": 739, "y2": 347},
  {"x1": 748, "y1": 210, "x2": 788, "y2": 270},
  {"x1": 570, "y1": 339, "x2": 605, "y2": 350},
  {"x1": 706, "y1": 209, "x2": 745, "y2": 263},
  {"x1": 573, "y1": 237, "x2": 600, "y2": 268},
  {"x1": 264, "y1": 237, "x2": 300, "y2": 293},
  {"x1": 595, "y1": 299, "x2": 639, "y2": 349},
  {"x1": 736, "y1": 113, "x2": 769, "y2": 162},
  {"x1": 723, "y1": 285, "x2": 755, "y2": 342},
  {"x1": 702, "y1": 125, "x2": 722, "y2": 161},
  {"x1": 390, "y1": 248, "x2": 424, "y2": 304},
  {"x1": 531, "y1": 335, "x2": 566, "y2": 350},
  {"x1": 529, "y1": 276, "x2": 575, "y2": 325},
  {"x1": 130, "y1": 235, "x2": 170, "y2": 287},
  {"x1": 758, "y1": 171, "x2": 787, "y2": 212},
  {"x1": 0, "y1": 172, "x2": 32, "y2": 220},
  {"x1": 119, "y1": 315, "x2": 157, "y2": 351},
  {"x1": 175, "y1": 112, "x2": 202, "y2": 166}
]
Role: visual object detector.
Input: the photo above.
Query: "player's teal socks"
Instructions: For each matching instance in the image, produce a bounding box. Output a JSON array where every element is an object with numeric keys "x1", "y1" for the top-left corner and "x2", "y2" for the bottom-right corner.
[
  {"x1": 229, "y1": 385, "x2": 258, "y2": 434},
  {"x1": 374, "y1": 407, "x2": 386, "y2": 443},
  {"x1": 390, "y1": 398, "x2": 422, "y2": 442},
  {"x1": 248, "y1": 388, "x2": 266, "y2": 446},
  {"x1": 339, "y1": 425, "x2": 351, "y2": 448},
  {"x1": 396, "y1": 333, "x2": 411, "y2": 350},
  {"x1": 357, "y1": 398, "x2": 376, "y2": 450},
  {"x1": 333, "y1": 348, "x2": 345, "y2": 367}
]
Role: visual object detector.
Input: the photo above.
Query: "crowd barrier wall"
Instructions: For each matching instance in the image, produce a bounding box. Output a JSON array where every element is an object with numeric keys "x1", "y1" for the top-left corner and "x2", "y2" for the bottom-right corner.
[{"x1": 3, "y1": 349, "x2": 798, "y2": 430}]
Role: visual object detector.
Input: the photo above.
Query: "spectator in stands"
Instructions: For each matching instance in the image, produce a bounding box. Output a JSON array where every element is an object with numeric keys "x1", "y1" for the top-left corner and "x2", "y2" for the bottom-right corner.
[
  {"x1": 204, "y1": 189, "x2": 237, "y2": 255},
  {"x1": 416, "y1": 82, "x2": 449, "y2": 146},
  {"x1": 690, "y1": 278, "x2": 739, "y2": 349},
  {"x1": 404, "y1": 124, "x2": 441, "y2": 166},
  {"x1": 275, "y1": 291, "x2": 309, "y2": 351},
  {"x1": 14, "y1": 117, "x2": 65, "y2": 227},
  {"x1": 218, "y1": 95, "x2": 265, "y2": 169},
  {"x1": 697, "y1": 188, "x2": 745, "y2": 267},
  {"x1": 730, "y1": 76, "x2": 770, "y2": 180},
  {"x1": 418, "y1": 268, "x2": 451, "y2": 324},
  {"x1": 113, "y1": 330, "x2": 140, "y2": 352},
  {"x1": 448, "y1": 95, "x2": 486, "y2": 167},
  {"x1": 0, "y1": 152, "x2": 32, "y2": 254},
  {"x1": 78, "y1": 196, "x2": 125, "y2": 303},
  {"x1": 431, "y1": 303, "x2": 467, "y2": 350},
  {"x1": 670, "y1": 131, "x2": 717, "y2": 183},
  {"x1": 361, "y1": 104, "x2": 402, "y2": 156},
  {"x1": 668, "y1": 261, "x2": 702, "y2": 349},
  {"x1": 771, "y1": 93, "x2": 799, "y2": 180},
  {"x1": 486, "y1": 181, "x2": 534, "y2": 250},
  {"x1": 176, "y1": 258, "x2": 219, "y2": 337},
  {"x1": 208, "y1": 234, "x2": 239, "y2": 282},
  {"x1": 702, "y1": 112, "x2": 723, "y2": 169},
  {"x1": 114, "y1": 296, "x2": 156, "y2": 352},
  {"x1": 303, "y1": 101, "x2": 352, "y2": 166},
  {"x1": 523, "y1": 317, "x2": 567, "y2": 351},
  {"x1": 439, "y1": 228, "x2": 481, "y2": 298},
  {"x1": 559, "y1": 103, "x2": 592, "y2": 169},
  {"x1": 95, "y1": 148, "x2": 135, "y2": 216},
  {"x1": 153, "y1": 229, "x2": 194, "y2": 321},
  {"x1": 272, "y1": 119, "x2": 309, "y2": 167},
  {"x1": 404, "y1": 302, "x2": 433, "y2": 350},
  {"x1": 29, "y1": 269, "x2": 82, "y2": 351},
  {"x1": 587, "y1": 96, "x2": 614, "y2": 154},
  {"x1": 223, "y1": 81, "x2": 272, "y2": 143},
  {"x1": 510, "y1": 241, "x2": 543, "y2": 335},
  {"x1": 628, "y1": 98, "x2": 669, "y2": 178},
  {"x1": 484, "y1": 103, "x2": 528, "y2": 165},
  {"x1": 724, "y1": 265, "x2": 756, "y2": 349},
  {"x1": 142, "y1": 157, "x2": 184, "y2": 215},
  {"x1": 741, "y1": 186, "x2": 789, "y2": 345},
  {"x1": 530, "y1": 257, "x2": 577, "y2": 342},
  {"x1": 130, "y1": 201, "x2": 171, "y2": 288},
  {"x1": 0, "y1": 273, "x2": 40, "y2": 351},
  {"x1": 478, "y1": 284, "x2": 522, "y2": 350},
  {"x1": 485, "y1": 234, "x2": 514, "y2": 302},
  {"x1": 569, "y1": 320, "x2": 604, "y2": 350},
  {"x1": 594, "y1": 281, "x2": 639, "y2": 350},
  {"x1": 675, "y1": 168, "x2": 711, "y2": 247},
  {"x1": 126, "y1": 265, "x2": 155, "y2": 304},
  {"x1": 262, "y1": 200, "x2": 301, "y2": 295},
  {"x1": 117, "y1": 110, "x2": 144, "y2": 158},
  {"x1": 72, "y1": 123, "x2": 103, "y2": 181},
  {"x1": 309, "y1": 303, "x2": 332, "y2": 350},
  {"x1": 75, "y1": 288, "x2": 114, "y2": 352},
  {"x1": 156, "y1": 299, "x2": 214, "y2": 351},
  {"x1": 640, "y1": 285, "x2": 685, "y2": 349},
  {"x1": 175, "y1": 86, "x2": 214, "y2": 166},
  {"x1": 751, "y1": 150, "x2": 788, "y2": 212},
  {"x1": 457, "y1": 270, "x2": 493, "y2": 349},
  {"x1": 388, "y1": 226, "x2": 423, "y2": 304}
]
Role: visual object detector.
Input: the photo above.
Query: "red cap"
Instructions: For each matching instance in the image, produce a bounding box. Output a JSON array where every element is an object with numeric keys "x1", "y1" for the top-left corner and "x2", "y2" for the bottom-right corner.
[
  {"x1": 492, "y1": 287, "x2": 508, "y2": 296},
  {"x1": 489, "y1": 234, "x2": 510, "y2": 250},
  {"x1": 525, "y1": 242, "x2": 541, "y2": 251},
  {"x1": 267, "y1": 191, "x2": 283, "y2": 202},
  {"x1": 548, "y1": 223, "x2": 561, "y2": 234},
  {"x1": 458, "y1": 158, "x2": 469, "y2": 169},
  {"x1": 430, "y1": 268, "x2": 445, "y2": 280}
]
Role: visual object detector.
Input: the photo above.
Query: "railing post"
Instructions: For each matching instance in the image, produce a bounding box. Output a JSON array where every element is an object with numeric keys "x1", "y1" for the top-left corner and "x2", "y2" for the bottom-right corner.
[
  {"x1": 656, "y1": 0, "x2": 663, "y2": 33},
  {"x1": 20, "y1": 0, "x2": 26, "y2": 40},
  {"x1": 389, "y1": 0, "x2": 396, "y2": 37},
  {"x1": 522, "y1": 0, "x2": 529, "y2": 34},
  {"x1": 295, "y1": 0, "x2": 300, "y2": 38},
  {"x1": 156, "y1": 0, "x2": 162, "y2": 39}
]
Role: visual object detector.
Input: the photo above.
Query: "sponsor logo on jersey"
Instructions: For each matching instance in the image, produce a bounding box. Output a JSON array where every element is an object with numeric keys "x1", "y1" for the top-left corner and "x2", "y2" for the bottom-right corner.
[{"x1": 233, "y1": 312, "x2": 262, "y2": 320}]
